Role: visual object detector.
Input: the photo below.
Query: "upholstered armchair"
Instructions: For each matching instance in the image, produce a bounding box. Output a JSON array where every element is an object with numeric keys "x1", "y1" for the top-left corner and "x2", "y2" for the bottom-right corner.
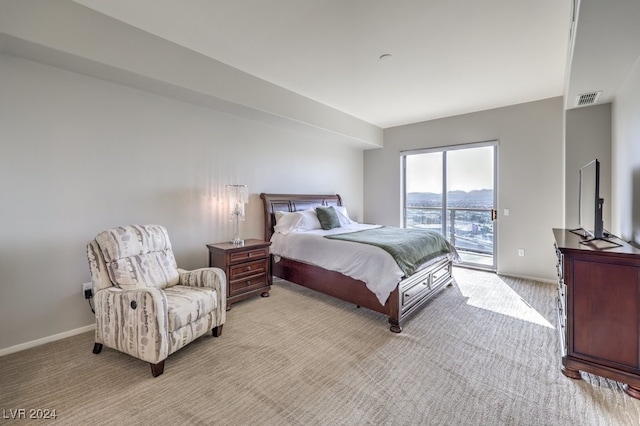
[{"x1": 86, "y1": 225, "x2": 226, "y2": 377}]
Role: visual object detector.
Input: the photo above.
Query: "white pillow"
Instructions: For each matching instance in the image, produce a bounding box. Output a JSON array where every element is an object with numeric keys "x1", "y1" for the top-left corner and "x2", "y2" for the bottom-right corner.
[
  {"x1": 333, "y1": 205, "x2": 356, "y2": 225},
  {"x1": 274, "y1": 211, "x2": 300, "y2": 234},
  {"x1": 273, "y1": 209, "x2": 322, "y2": 234},
  {"x1": 274, "y1": 210, "x2": 288, "y2": 223},
  {"x1": 294, "y1": 209, "x2": 322, "y2": 231}
]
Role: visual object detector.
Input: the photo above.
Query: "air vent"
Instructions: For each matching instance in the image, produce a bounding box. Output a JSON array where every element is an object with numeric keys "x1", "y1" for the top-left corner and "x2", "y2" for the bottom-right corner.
[{"x1": 576, "y1": 91, "x2": 602, "y2": 106}]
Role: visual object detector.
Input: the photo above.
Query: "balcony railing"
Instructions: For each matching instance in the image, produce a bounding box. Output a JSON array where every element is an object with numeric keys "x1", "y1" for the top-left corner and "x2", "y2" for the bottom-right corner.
[{"x1": 405, "y1": 206, "x2": 494, "y2": 256}]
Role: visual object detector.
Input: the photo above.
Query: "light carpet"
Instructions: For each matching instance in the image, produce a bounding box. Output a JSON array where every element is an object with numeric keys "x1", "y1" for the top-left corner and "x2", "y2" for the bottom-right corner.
[{"x1": 2, "y1": 268, "x2": 640, "y2": 425}]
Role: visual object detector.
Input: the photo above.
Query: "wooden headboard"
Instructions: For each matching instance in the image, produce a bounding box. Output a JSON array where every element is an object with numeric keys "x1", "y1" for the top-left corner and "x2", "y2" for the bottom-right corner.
[{"x1": 260, "y1": 193, "x2": 343, "y2": 241}]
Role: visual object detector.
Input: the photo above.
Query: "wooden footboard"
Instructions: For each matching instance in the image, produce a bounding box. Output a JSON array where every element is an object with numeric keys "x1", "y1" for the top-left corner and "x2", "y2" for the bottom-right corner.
[
  {"x1": 272, "y1": 254, "x2": 453, "y2": 332},
  {"x1": 393, "y1": 256, "x2": 453, "y2": 332}
]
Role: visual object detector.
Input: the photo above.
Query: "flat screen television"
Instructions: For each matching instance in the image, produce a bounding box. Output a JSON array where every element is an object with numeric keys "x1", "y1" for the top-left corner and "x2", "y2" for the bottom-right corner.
[{"x1": 577, "y1": 159, "x2": 604, "y2": 239}]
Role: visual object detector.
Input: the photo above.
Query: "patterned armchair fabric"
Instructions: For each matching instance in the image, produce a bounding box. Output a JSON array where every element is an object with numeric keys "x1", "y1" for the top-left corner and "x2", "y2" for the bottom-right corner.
[{"x1": 87, "y1": 225, "x2": 226, "y2": 377}]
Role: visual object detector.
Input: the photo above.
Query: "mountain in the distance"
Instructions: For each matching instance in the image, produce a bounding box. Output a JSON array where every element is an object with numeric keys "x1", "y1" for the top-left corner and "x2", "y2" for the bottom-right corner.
[{"x1": 407, "y1": 189, "x2": 493, "y2": 208}]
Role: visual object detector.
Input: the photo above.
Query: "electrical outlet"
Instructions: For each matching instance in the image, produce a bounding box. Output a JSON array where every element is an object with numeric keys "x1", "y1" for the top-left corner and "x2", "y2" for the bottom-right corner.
[
  {"x1": 82, "y1": 282, "x2": 93, "y2": 299},
  {"x1": 518, "y1": 249, "x2": 525, "y2": 257}
]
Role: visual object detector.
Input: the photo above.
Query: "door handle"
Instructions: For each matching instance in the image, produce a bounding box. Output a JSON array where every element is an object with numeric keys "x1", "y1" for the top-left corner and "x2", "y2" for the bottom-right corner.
[{"x1": 491, "y1": 209, "x2": 497, "y2": 221}]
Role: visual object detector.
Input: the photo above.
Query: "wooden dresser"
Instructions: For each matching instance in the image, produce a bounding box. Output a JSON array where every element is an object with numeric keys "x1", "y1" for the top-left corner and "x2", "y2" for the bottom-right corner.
[
  {"x1": 553, "y1": 228, "x2": 640, "y2": 399},
  {"x1": 207, "y1": 239, "x2": 272, "y2": 310}
]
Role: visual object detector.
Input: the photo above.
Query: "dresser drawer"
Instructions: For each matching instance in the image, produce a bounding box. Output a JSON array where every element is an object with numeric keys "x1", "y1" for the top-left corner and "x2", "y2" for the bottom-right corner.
[
  {"x1": 229, "y1": 259, "x2": 267, "y2": 280},
  {"x1": 229, "y1": 273, "x2": 268, "y2": 297},
  {"x1": 229, "y1": 248, "x2": 268, "y2": 264},
  {"x1": 558, "y1": 282, "x2": 567, "y2": 314}
]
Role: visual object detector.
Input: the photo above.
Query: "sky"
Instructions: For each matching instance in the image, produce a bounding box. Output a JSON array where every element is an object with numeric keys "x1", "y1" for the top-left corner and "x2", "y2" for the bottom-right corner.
[{"x1": 405, "y1": 145, "x2": 494, "y2": 193}]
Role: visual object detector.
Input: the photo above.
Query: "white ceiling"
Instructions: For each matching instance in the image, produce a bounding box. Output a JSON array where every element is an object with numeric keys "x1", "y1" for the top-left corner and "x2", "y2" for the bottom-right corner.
[{"x1": 74, "y1": 0, "x2": 572, "y2": 129}]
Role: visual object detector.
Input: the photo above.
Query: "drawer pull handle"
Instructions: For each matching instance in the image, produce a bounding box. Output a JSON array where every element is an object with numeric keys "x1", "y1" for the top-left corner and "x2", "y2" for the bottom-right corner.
[
  {"x1": 246, "y1": 280, "x2": 252, "y2": 286},
  {"x1": 246, "y1": 266, "x2": 252, "y2": 271}
]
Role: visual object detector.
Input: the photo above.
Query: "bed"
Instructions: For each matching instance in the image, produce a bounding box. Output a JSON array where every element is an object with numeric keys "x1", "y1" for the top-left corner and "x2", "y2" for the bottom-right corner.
[{"x1": 260, "y1": 193, "x2": 459, "y2": 333}]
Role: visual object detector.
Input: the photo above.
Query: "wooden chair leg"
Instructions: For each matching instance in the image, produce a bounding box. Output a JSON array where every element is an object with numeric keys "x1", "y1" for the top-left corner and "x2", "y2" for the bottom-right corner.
[
  {"x1": 150, "y1": 360, "x2": 165, "y2": 377},
  {"x1": 212, "y1": 324, "x2": 223, "y2": 337},
  {"x1": 92, "y1": 343, "x2": 103, "y2": 354}
]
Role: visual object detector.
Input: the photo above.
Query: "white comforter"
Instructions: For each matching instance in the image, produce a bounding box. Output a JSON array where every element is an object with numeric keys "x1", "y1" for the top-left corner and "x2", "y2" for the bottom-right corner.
[{"x1": 270, "y1": 224, "x2": 408, "y2": 305}]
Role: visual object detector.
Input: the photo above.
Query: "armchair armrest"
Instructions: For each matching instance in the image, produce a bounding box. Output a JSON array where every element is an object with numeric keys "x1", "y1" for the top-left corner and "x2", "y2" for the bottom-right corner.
[
  {"x1": 94, "y1": 287, "x2": 169, "y2": 364},
  {"x1": 178, "y1": 267, "x2": 226, "y2": 300},
  {"x1": 178, "y1": 267, "x2": 227, "y2": 333}
]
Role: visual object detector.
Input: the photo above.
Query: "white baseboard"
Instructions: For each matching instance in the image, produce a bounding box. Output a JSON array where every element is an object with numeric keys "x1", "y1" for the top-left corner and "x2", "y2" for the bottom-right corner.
[
  {"x1": 0, "y1": 324, "x2": 95, "y2": 357},
  {"x1": 497, "y1": 271, "x2": 556, "y2": 285}
]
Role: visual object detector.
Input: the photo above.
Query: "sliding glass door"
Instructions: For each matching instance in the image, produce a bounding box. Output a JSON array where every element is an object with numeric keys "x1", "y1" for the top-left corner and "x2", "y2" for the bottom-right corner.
[{"x1": 403, "y1": 142, "x2": 497, "y2": 270}]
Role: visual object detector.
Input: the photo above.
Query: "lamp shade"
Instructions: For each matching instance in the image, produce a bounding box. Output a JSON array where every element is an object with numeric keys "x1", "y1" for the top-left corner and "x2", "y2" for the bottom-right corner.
[
  {"x1": 225, "y1": 184, "x2": 248, "y2": 221},
  {"x1": 225, "y1": 184, "x2": 248, "y2": 245}
]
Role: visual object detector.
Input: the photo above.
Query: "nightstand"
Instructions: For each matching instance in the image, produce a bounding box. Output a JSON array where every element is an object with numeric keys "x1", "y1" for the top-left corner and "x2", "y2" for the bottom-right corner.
[{"x1": 206, "y1": 239, "x2": 272, "y2": 310}]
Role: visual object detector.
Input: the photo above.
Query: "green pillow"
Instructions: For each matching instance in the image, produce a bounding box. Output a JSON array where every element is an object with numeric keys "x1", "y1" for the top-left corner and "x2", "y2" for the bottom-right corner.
[{"x1": 316, "y1": 206, "x2": 341, "y2": 230}]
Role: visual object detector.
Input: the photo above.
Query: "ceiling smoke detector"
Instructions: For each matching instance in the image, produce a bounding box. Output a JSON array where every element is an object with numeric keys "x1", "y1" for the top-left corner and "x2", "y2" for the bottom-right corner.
[{"x1": 576, "y1": 91, "x2": 602, "y2": 106}]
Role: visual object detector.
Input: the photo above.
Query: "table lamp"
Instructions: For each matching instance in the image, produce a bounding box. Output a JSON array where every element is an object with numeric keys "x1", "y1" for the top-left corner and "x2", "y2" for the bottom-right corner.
[{"x1": 225, "y1": 184, "x2": 248, "y2": 245}]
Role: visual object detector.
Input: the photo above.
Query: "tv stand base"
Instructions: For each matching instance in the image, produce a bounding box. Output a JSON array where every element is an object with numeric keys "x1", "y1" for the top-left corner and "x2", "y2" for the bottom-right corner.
[{"x1": 568, "y1": 228, "x2": 622, "y2": 248}]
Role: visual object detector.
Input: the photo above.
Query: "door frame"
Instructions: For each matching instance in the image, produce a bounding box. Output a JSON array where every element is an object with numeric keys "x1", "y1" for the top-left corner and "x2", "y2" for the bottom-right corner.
[{"x1": 401, "y1": 140, "x2": 498, "y2": 271}]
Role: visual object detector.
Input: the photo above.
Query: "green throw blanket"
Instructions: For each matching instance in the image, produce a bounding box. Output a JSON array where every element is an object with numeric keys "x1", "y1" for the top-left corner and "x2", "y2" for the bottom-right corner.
[{"x1": 325, "y1": 226, "x2": 454, "y2": 277}]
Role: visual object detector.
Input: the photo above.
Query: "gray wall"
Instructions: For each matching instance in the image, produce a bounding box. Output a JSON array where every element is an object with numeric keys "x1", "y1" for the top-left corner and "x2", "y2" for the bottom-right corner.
[
  {"x1": 564, "y1": 104, "x2": 612, "y2": 232},
  {"x1": 612, "y1": 57, "x2": 640, "y2": 244},
  {"x1": 364, "y1": 98, "x2": 564, "y2": 281},
  {"x1": 0, "y1": 54, "x2": 364, "y2": 352}
]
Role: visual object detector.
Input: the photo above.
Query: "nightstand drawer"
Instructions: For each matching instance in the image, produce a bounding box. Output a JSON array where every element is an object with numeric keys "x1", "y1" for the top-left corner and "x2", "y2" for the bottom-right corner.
[
  {"x1": 229, "y1": 273, "x2": 268, "y2": 296},
  {"x1": 229, "y1": 248, "x2": 268, "y2": 264},
  {"x1": 229, "y1": 259, "x2": 267, "y2": 280}
]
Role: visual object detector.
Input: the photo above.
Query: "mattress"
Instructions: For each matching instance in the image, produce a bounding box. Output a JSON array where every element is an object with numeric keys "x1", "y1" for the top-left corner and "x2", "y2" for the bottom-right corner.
[{"x1": 270, "y1": 224, "x2": 453, "y2": 305}]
